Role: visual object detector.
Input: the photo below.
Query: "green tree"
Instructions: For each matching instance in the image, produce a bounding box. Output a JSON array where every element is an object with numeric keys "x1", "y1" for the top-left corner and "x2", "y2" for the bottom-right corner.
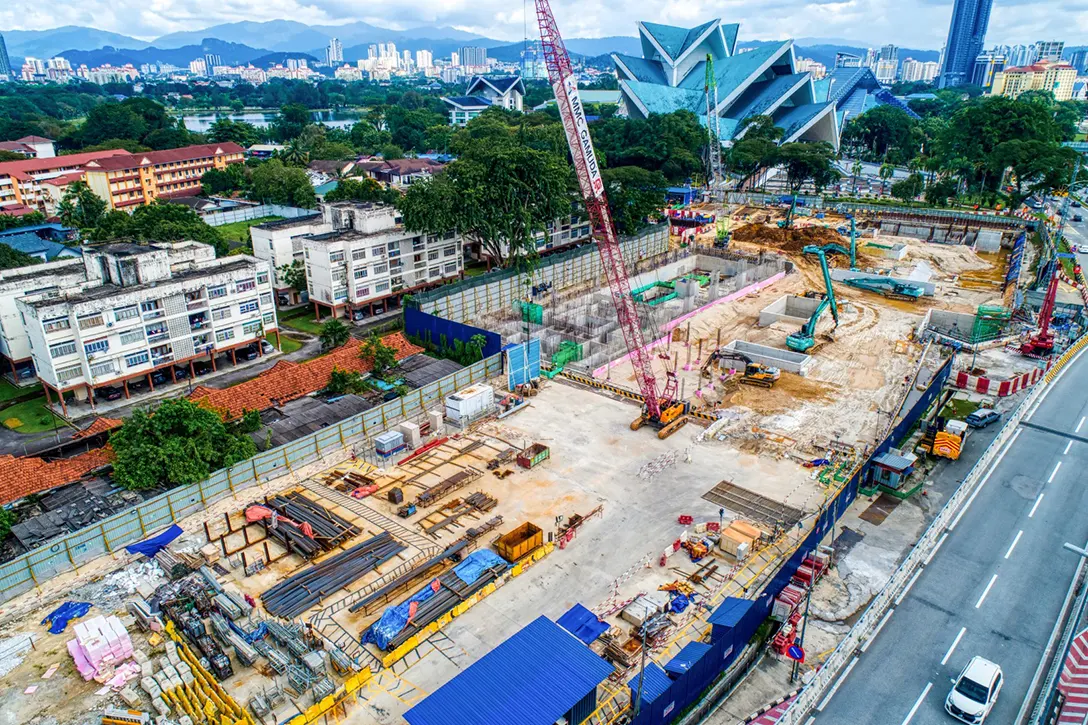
[
  {"x1": 0, "y1": 244, "x2": 39, "y2": 271},
  {"x1": 279, "y1": 139, "x2": 310, "y2": 167},
  {"x1": 468, "y1": 333, "x2": 487, "y2": 362},
  {"x1": 110, "y1": 399, "x2": 257, "y2": 490},
  {"x1": 378, "y1": 143, "x2": 405, "y2": 160},
  {"x1": 398, "y1": 138, "x2": 571, "y2": 268},
  {"x1": 924, "y1": 177, "x2": 959, "y2": 206},
  {"x1": 840, "y1": 106, "x2": 920, "y2": 163},
  {"x1": 878, "y1": 163, "x2": 896, "y2": 195},
  {"x1": 324, "y1": 178, "x2": 398, "y2": 205},
  {"x1": 319, "y1": 318, "x2": 351, "y2": 351},
  {"x1": 90, "y1": 203, "x2": 228, "y2": 256},
  {"x1": 57, "y1": 180, "x2": 108, "y2": 229},
  {"x1": 0, "y1": 210, "x2": 46, "y2": 231},
  {"x1": 279, "y1": 260, "x2": 307, "y2": 291},
  {"x1": 602, "y1": 166, "x2": 666, "y2": 235},
  {"x1": 727, "y1": 115, "x2": 783, "y2": 182},
  {"x1": 207, "y1": 118, "x2": 261, "y2": 146},
  {"x1": 775, "y1": 142, "x2": 841, "y2": 193},
  {"x1": 350, "y1": 121, "x2": 392, "y2": 154},
  {"x1": 0, "y1": 508, "x2": 15, "y2": 539},
  {"x1": 891, "y1": 172, "x2": 925, "y2": 203},
  {"x1": 272, "y1": 103, "x2": 311, "y2": 142},
  {"x1": 360, "y1": 333, "x2": 397, "y2": 378},
  {"x1": 249, "y1": 159, "x2": 317, "y2": 208},
  {"x1": 326, "y1": 367, "x2": 366, "y2": 395},
  {"x1": 850, "y1": 159, "x2": 863, "y2": 195},
  {"x1": 201, "y1": 164, "x2": 248, "y2": 196},
  {"x1": 143, "y1": 127, "x2": 194, "y2": 150},
  {"x1": 79, "y1": 103, "x2": 148, "y2": 147}
]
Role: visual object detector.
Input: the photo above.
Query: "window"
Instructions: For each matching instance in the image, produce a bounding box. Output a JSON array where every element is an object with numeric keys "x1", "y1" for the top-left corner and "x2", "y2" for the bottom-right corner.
[
  {"x1": 371, "y1": 246, "x2": 384, "y2": 257},
  {"x1": 332, "y1": 269, "x2": 346, "y2": 282},
  {"x1": 43, "y1": 317, "x2": 70, "y2": 333},
  {"x1": 89, "y1": 361, "x2": 115, "y2": 378},
  {"x1": 216, "y1": 329, "x2": 235, "y2": 343},
  {"x1": 212, "y1": 306, "x2": 231, "y2": 321},
  {"x1": 256, "y1": 272, "x2": 269, "y2": 285},
  {"x1": 238, "y1": 300, "x2": 259, "y2": 314},
  {"x1": 262, "y1": 312, "x2": 275, "y2": 326},
  {"x1": 428, "y1": 266, "x2": 440, "y2": 278},
  {"x1": 334, "y1": 287, "x2": 348, "y2": 301},
  {"x1": 443, "y1": 246, "x2": 456, "y2": 257},
  {"x1": 259, "y1": 292, "x2": 272, "y2": 307},
  {"x1": 84, "y1": 338, "x2": 109, "y2": 356},
  {"x1": 329, "y1": 251, "x2": 345, "y2": 263},
  {"x1": 50, "y1": 341, "x2": 77, "y2": 358},
  {"x1": 354, "y1": 267, "x2": 368, "y2": 280},
  {"x1": 444, "y1": 262, "x2": 458, "y2": 274},
  {"x1": 427, "y1": 250, "x2": 439, "y2": 261},
  {"x1": 355, "y1": 286, "x2": 370, "y2": 297},
  {"x1": 375, "y1": 282, "x2": 390, "y2": 293},
  {"x1": 57, "y1": 365, "x2": 82, "y2": 383},
  {"x1": 140, "y1": 300, "x2": 161, "y2": 313},
  {"x1": 125, "y1": 351, "x2": 150, "y2": 368},
  {"x1": 77, "y1": 313, "x2": 105, "y2": 330},
  {"x1": 120, "y1": 329, "x2": 145, "y2": 346},
  {"x1": 242, "y1": 320, "x2": 262, "y2": 336},
  {"x1": 374, "y1": 264, "x2": 388, "y2": 275},
  {"x1": 236, "y1": 278, "x2": 256, "y2": 293},
  {"x1": 352, "y1": 248, "x2": 367, "y2": 261},
  {"x1": 114, "y1": 306, "x2": 139, "y2": 322}
]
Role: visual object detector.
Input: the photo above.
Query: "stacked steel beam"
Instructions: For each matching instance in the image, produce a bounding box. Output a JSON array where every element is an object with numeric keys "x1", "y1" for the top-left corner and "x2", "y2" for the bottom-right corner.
[
  {"x1": 254, "y1": 493, "x2": 362, "y2": 559},
  {"x1": 348, "y1": 541, "x2": 468, "y2": 614},
  {"x1": 262, "y1": 533, "x2": 406, "y2": 618}
]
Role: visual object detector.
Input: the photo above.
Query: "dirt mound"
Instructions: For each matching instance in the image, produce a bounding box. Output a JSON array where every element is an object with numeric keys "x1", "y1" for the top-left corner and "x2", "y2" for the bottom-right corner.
[{"x1": 732, "y1": 223, "x2": 846, "y2": 253}]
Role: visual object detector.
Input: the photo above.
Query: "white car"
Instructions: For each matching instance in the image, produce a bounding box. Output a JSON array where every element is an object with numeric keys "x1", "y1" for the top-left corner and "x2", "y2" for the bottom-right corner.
[
  {"x1": 1078, "y1": 245, "x2": 1088, "y2": 254},
  {"x1": 946, "y1": 656, "x2": 1003, "y2": 723}
]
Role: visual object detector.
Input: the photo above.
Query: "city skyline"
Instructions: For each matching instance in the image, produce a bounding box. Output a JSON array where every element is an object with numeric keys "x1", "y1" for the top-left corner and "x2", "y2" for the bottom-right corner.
[{"x1": 0, "y1": 1, "x2": 1084, "y2": 51}]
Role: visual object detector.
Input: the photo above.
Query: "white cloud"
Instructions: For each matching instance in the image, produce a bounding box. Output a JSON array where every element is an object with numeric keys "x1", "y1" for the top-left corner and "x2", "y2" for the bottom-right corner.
[{"x1": 0, "y1": 0, "x2": 1084, "y2": 48}]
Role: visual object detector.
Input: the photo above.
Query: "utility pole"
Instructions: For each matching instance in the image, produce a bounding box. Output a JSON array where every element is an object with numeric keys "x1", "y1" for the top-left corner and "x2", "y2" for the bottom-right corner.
[
  {"x1": 633, "y1": 618, "x2": 649, "y2": 716},
  {"x1": 791, "y1": 582, "x2": 813, "y2": 683}
]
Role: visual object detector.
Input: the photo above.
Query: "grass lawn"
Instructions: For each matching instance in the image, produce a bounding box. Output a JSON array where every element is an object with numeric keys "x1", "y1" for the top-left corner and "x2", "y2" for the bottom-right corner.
[
  {"x1": 278, "y1": 306, "x2": 325, "y2": 335},
  {"x1": 217, "y1": 216, "x2": 284, "y2": 245},
  {"x1": 940, "y1": 397, "x2": 981, "y2": 421},
  {"x1": 463, "y1": 263, "x2": 490, "y2": 278},
  {"x1": 2, "y1": 396, "x2": 66, "y2": 433},
  {"x1": 277, "y1": 334, "x2": 304, "y2": 354},
  {"x1": 0, "y1": 379, "x2": 41, "y2": 403}
]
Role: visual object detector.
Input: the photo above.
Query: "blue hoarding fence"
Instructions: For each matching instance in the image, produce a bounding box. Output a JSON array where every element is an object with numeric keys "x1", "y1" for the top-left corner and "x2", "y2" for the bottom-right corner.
[
  {"x1": 404, "y1": 307, "x2": 501, "y2": 362},
  {"x1": 506, "y1": 339, "x2": 542, "y2": 389},
  {"x1": 1005, "y1": 232, "x2": 1026, "y2": 291},
  {"x1": 625, "y1": 356, "x2": 952, "y2": 725}
]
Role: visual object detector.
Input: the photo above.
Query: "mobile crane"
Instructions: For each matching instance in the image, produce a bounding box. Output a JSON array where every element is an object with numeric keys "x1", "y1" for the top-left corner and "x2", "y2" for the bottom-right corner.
[
  {"x1": 534, "y1": 0, "x2": 687, "y2": 438},
  {"x1": 787, "y1": 245, "x2": 840, "y2": 353},
  {"x1": 1020, "y1": 258, "x2": 1060, "y2": 357},
  {"x1": 700, "y1": 350, "x2": 780, "y2": 388}
]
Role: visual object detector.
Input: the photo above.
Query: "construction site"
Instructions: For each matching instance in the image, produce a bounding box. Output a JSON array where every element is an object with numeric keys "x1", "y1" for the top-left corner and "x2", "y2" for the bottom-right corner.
[{"x1": 0, "y1": 7, "x2": 1076, "y2": 724}]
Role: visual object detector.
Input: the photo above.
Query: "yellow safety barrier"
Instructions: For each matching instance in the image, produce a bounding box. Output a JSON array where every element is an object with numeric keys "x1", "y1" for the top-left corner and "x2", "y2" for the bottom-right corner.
[
  {"x1": 379, "y1": 542, "x2": 555, "y2": 669},
  {"x1": 163, "y1": 621, "x2": 254, "y2": 725},
  {"x1": 1045, "y1": 334, "x2": 1088, "y2": 383}
]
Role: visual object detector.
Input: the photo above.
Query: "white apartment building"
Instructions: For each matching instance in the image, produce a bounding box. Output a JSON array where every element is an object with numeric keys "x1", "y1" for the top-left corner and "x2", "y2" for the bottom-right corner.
[
  {"x1": 250, "y1": 213, "x2": 331, "y2": 305},
  {"x1": 0, "y1": 257, "x2": 87, "y2": 381},
  {"x1": 15, "y1": 241, "x2": 278, "y2": 414},
  {"x1": 303, "y1": 202, "x2": 463, "y2": 319},
  {"x1": 467, "y1": 213, "x2": 593, "y2": 264}
]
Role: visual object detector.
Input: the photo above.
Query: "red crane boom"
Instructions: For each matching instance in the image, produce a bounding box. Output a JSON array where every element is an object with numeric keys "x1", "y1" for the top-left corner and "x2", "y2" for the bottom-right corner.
[
  {"x1": 1020, "y1": 260, "x2": 1060, "y2": 356},
  {"x1": 534, "y1": 0, "x2": 665, "y2": 417}
]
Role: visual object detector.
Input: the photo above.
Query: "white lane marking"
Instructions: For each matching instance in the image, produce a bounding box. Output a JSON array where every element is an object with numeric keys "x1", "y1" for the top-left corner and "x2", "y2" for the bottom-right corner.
[
  {"x1": 817, "y1": 656, "x2": 858, "y2": 711},
  {"x1": 941, "y1": 627, "x2": 967, "y2": 666},
  {"x1": 896, "y1": 569, "x2": 922, "y2": 606},
  {"x1": 1005, "y1": 530, "x2": 1024, "y2": 559},
  {"x1": 862, "y1": 609, "x2": 895, "y2": 653},
  {"x1": 1078, "y1": 416, "x2": 1085, "y2": 433},
  {"x1": 976, "y1": 574, "x2": 998, "y2": 609},
  {"x1": 1065, "y1": 440, "x2": 1073, "y2": 455},
  {"x1": 902, "y1": 683, "x2": 933, "y2": 725},
  {"x1": 1049, "y1": 461, "x2": 1062, "y2": 483},
  {"x1": 926, "y1": 533, "x2": 948, "y2": 565},
  {"x1": 1030, "y1": 493, "x2": 1045, "y2": 518},
  {"x1": 950, "y1": 429, "x2": 1022, "y2": 531},
  {"x1": 805, "y1": 719, "x2": 815, "y2": 725}
]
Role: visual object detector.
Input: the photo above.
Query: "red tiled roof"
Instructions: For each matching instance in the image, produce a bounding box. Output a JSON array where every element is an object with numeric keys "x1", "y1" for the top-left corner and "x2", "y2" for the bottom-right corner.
[
  {"x1": 0, "y1": 447, "x2": 113, "y2": 506},
  {"x1": 85, "y1": 142, "x2": 246, "y2": 172},
  {"x1": 41, "y1": 172, "x2": 86, "y2": 187},
  {"x1": 0, "y1": 204, "x2": 39, "y2": 217},
  {"x1": 73, "y1": 416, "x2": 123, "y2": 439},
  {"x1": 188, "y1": 332, "x2": 424, "y2": 420},
  {"x1": 360, "y1": 158, "x2": 445, "y2": 175},
  {"x1": 0, "y1": 142, "x2": 34, "y2": 154},
  {"x1": 15, "y1": 136, "x2": 54, "y2": 143},
  {"x1": 0, "y1": 149, "x2": 130, "y2": 177}
]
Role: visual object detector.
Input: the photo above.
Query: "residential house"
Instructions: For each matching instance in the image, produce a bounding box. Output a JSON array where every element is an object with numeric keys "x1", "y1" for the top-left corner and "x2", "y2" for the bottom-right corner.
[
  {"x1": 356, "y1": 158, "x2": 446, "y2": 188},
  {"x1": 442, "y1": 76, "x2": 526, "y2": 125}
]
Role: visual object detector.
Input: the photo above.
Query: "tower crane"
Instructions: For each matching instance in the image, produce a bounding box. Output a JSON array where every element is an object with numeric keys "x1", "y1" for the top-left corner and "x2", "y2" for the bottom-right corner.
[{"x1": 534, "y1": 0, "x2": 687, "y2": 438}]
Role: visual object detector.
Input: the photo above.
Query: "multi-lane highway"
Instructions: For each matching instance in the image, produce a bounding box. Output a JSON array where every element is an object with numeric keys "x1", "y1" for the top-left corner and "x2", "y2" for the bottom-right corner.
[{"x1": 814, "y1": 349, "x2": 1088, "y2": 724}]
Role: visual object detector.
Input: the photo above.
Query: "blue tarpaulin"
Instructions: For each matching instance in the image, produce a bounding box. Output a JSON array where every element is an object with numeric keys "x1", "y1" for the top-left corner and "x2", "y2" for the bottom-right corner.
[
  {"x1": 556, "y1": 604, "x2": 610, "y2": 646},
  {"x1": 41, "y1": 601, "x2": 92, "y2": 633},
  {"x1": 125, "y1": 524, "x2": 183, "y2": 557},
  {"x1": 453, "y1": 549, "x2": 507, "y2": 586}
]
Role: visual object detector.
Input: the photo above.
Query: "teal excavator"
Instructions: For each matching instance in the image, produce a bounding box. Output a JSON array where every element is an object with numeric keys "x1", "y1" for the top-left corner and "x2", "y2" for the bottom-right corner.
[{"x1": 787, "y1": 245, "x2": 841, "y2": 353}]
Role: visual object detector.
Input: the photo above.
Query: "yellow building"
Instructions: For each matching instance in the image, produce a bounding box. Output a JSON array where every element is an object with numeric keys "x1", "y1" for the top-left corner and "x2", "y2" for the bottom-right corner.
[
  {"x1": 83, "y1": 142, "x2": 245, "y2": 211},
  {"x1": 990, "y1": 60, "x2": 1077, "y2": 101}
]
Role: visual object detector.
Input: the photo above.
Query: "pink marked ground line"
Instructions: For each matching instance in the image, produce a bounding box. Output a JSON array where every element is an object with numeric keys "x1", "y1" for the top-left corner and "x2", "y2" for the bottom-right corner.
[{"x1": 592, "y1": 270, "x2": 788, "y2": 379}]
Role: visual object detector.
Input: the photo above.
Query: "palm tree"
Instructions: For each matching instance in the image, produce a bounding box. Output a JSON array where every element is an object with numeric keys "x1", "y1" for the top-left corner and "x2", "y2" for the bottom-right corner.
[
  {"x1": 280, "y1": 140, "x2": 309, "y2": 167},
  {"x1": 850, "y1": 159, "x2": 863, "y2": 196},
  {"x1": 878, "y1": 163, "x2": 895, "y2": 196},
  {"x1": 319, "y1": 318, "x2": 350, "y2": 351},
  {"x1": 468, "y1": 333, "x2": 488, "y2": 362}
]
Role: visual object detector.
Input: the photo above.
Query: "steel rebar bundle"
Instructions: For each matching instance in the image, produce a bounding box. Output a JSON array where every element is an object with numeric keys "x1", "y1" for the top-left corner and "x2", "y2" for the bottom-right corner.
[{"x1": 262, "y1": 532, "x2": 406, "y2": 618}]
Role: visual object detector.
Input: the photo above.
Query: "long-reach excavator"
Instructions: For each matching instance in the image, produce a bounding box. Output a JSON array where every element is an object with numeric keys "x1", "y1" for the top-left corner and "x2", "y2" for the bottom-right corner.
[
  {"x1": 534, "y1": 0, "x2": 688, "y2": 438},
  {"x1": 787, "y1": 245, "x2": 841, "y2": 353},
  {"x1": 700, "y1": 350, "x2": 780, "y2": 388}
]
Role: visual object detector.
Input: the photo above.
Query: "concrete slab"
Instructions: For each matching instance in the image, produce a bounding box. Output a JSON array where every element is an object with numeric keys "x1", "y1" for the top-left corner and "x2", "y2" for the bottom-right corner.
[
  {"x1": 758, "y1": 294, "x2": 822, "y2": 327},
  {"x1": 723, "y1": 340, "x2": 814, "y2": 374}
]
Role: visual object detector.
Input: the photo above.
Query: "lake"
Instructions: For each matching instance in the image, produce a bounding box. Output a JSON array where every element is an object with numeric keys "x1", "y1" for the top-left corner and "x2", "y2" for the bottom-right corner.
[{"x1": 180, "y1": 110, "x2": 363, "y2": 133}]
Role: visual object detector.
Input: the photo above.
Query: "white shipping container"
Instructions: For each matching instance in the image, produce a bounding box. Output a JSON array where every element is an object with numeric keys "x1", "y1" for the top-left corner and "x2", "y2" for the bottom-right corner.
[{"x1": 445, "y1": 384, "x2": 495, "y2": 424}]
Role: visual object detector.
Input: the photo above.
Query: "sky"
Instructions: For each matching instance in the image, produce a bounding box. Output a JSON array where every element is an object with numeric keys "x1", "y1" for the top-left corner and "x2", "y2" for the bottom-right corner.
[{"x1": 2, "y1": 0, "x2": 1086, "y2": 49}]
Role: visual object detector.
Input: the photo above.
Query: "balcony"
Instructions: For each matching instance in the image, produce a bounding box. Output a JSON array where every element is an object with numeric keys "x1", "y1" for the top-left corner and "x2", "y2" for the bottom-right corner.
[
  {"x1": 142, "y1": 308, "x2": 165, "y2": 320},
  {"x1": 186, "y1": 295, "x2": 207, "y2": 311},
  {"x1": 151, "y1": 354, "x2": 174, "y2": 367}
]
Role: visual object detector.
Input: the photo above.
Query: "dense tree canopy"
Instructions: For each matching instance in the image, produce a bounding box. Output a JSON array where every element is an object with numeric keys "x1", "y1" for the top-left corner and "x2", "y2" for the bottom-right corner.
[
  {"x1": 89, "y1": 203, "x2": 228, "y2": 256},
  {"x1": 602, "y1": 166, "x2": 667, "y2": 235},
  {"x1": 250, "y1": 159, "x2": 317, "y2": 208}
]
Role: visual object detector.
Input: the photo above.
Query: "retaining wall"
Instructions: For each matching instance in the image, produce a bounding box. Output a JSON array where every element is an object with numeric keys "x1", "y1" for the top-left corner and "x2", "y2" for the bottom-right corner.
[
  {"x1": 722, "y1": 340, "x2": 813, "y2": 374},
  {"x1": 758, "y1": 295, "x2": 821, "y2": 327}
]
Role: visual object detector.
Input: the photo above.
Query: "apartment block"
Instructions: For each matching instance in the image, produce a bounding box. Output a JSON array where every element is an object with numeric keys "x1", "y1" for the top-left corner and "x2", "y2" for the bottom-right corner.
[
  {"x1": 990, "y1": 60, "x2": 1078, "y2": 101},
  {"x1": 83, "y1": 142, "x2": 245, "y2": 210},
  {"x1": 0, "y1": 149, "x2": 130, "y2": 215},
  {"x1": 302, "y1": 202, "x2": 463, "y2": 319},
  {"x1": 0, "y1": 257, "x2": 87, "y2": 381},
  {"x1": 250, "y1": 214, "x2": 331, "y2": 305},
  {"x1": 467, "y1": 213, "x2": 593, "y2": 264},
  {"x1": 15, "y1": 242, "x2": 278, "y2": 414}
]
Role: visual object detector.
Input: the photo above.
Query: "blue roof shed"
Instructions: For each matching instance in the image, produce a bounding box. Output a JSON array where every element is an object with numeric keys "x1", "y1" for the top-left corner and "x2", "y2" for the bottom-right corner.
[
  {"x1": 663, "y1": 641, "x2": 711, "y2": 677},
  {"x1": 556, "y1": 603, "x2": 609, "y2": 646},
  {"x1": 404, "y1": 616, "x2": 614, "y2": 725},
  {"x1": 628, "y1": 662, "x2": 672, "y2": 707}
]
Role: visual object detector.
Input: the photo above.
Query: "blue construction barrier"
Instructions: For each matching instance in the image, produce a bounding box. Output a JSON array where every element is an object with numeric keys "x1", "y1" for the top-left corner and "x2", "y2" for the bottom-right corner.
[{"x1": 404, "y1": 307, "x2": 501, "y2": 360}]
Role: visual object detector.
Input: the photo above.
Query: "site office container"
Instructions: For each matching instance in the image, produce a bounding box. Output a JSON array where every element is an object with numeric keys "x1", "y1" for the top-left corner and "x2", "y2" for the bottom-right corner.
[
  {"x1": 517, "y1": 443, "x2": 550, "y2": 469},
  {"x1": 445, "y1": 384, "x2": 494, "y2": 424},
  {"x1": 495, "y1": 522, "x2": 543, "y2": 563}
]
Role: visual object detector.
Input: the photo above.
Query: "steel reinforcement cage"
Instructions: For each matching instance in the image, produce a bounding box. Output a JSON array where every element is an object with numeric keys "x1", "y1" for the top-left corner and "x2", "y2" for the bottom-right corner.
[{"x1": 0, "y1": 354, "x2": 504, "y2": 605}]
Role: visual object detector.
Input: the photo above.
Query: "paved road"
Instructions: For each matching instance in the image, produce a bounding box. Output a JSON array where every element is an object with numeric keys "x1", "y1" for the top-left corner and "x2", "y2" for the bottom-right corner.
[{"x1": 815, "y1": 349, "x2": 1088, "y2": 725}]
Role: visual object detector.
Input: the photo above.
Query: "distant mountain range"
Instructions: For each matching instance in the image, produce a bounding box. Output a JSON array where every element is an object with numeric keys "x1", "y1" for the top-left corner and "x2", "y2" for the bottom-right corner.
[{"x1": 1, "y1": 21, "x2": 940, "y2": 72}]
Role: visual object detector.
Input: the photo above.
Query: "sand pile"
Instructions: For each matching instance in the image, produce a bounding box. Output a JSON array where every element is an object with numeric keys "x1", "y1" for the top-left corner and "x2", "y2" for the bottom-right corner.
[{"x1": 732, "y1": 224, "x2": 847, "y2": 253}]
